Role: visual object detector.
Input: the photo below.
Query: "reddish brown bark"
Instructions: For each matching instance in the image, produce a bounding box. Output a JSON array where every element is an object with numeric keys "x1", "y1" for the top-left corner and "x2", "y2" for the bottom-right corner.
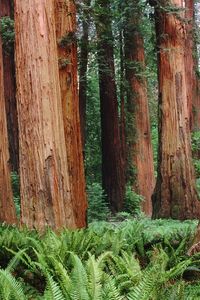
[
  {"x1": 152, "y1": 0, "x2": 200, "y2": 219},
  {"x1": 55, "y1": 0, "x2": 87, "y2": 228},
  {"x1": 15, "y1": 0, "x2": 76, "y2": 230},
  {"x1": 0, "y1": 35, "x2": 17, "y2": 224},
  {"x1": 79, "y1": 0, "x2": 90, "y2": 149},
  {"x1": 185, "y1": 0, "x2": 194, "y2": 130},
  {"x1": 124, "y1": 3, "x2": 155, "y2": 216},
  {"x1": 95, "y1": 0, "x2": 125, "y2": 212},
  {"x1": 0, "y1": 0, "x2": 19, "y2": 172},
  {"x1": 184, "y1": 0, "x2": 200, "y2": 133}
]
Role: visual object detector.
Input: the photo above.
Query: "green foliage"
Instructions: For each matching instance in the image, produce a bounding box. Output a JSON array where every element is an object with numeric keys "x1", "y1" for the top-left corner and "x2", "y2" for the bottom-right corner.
[
  {"x1": 0, "y1": 219, "x2": 198, "y2": 299},
  {"x1": 87, "y1": 182, "x2": 110, "y2": 222},
  {"x1": 192, "y1": 131, "x2": 200, "y2": 156},
  {"x1": 124, "y1": 185, "x2": 143, "y2": 216},
  {"x1": 84, "y1": 55, "x2": 102, "y2": 183},
  {"x1": 0, "y1": 16, "x2": 15, "y2": 54},
  {"x1": 57, "y1": 32, "x2": 76, "y2": 48},
  {"x1": 11, "y1": 172, "x2": 20, "y2": 218}
]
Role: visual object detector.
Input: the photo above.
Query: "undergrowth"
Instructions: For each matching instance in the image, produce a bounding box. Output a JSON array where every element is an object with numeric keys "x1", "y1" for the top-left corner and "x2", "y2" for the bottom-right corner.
[{"x1": 0, "y1": 219, "x2": 199, "y2": 299}]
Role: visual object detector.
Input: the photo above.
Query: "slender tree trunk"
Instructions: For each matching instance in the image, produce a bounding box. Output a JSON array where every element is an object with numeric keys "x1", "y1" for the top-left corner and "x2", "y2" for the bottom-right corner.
[
  {"x1": 119, "y1": 28, "x2": 126, "y2": 186},
  {"x1": 95, "y1": 0, "x2": 125, "y2": 212},
  {"x1": 124, "y1": 2, "x2": 155, "y2": 215},
  {"x1": 184, "y1": 0, "x2": 196, "y2": 130},
  {"x1": 79, "y1": 0, "x2": 90, "y2": 149},
  {"x1": 184, "y1": 0, "x2": 200, "y2": 160},
  {"x1": 152, "y1": 0, "x2": 200, "y2": 219},
  {"x1": 15, "y1": 0, "x2": 76, "y2": 231},
  {"x1": 190, "y1": 0, "x2": 200, "y2": 133},
  {"x1": 0, "y1": 35, "x2": 17, "y2": 224},
  {"x1": 0, "y1": 0, "x2": 19, "y2": 172},
  {"x1": 54, "y1": 0, "x2": 87, "y2": 228}
]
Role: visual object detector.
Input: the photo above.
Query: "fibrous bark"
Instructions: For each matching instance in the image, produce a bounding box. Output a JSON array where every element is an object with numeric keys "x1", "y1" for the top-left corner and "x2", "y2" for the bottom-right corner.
[
  {"x1": 95, "y1": 0, "x2": 125, "y2": 212},
  {"x1": 15, "y1": 0, "x2": 76, "y2": 230},
  {"x1": 152, "y1": 0, "x2": 200, "y2": 219},
  {"x1": 124, "y1": 2, "x2": 155, "y2": 215},
  {"x1": 0, "y1": 34, "x2": 17, "y2": 224},
  {"x1": 55, "y1": 0, "x2": 87, "y2": 228},
  {"x1": 0, "y1": 0, "x2": 19, "y2": 172}
]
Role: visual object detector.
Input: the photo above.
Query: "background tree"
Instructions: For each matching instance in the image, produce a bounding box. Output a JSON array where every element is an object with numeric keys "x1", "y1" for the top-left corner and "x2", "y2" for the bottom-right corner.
[
  {"x1": 94, "y1": 0, "x2": 125, "y2": 212},
  {"x1": 15, "y1": 0, "x2": 77, "y2": 230},
  {"x1": 79, "y1": 0, "x2": 91, "y2": 149},
  {"x1": 152, "y1": 0, "x2": 200, "y2": 219},
  {"x1": 0, "y1": 33, "x2": 17, "y2": 224},
  {"x1": 0, "y1": 0, "x2": 19, "y2": 172},
  {"x1": 124, "y1": 0, "x2": 155, "y2": 215},
  {"x1": 55, "y1": 0, "x2": 87, "y2": 228}
]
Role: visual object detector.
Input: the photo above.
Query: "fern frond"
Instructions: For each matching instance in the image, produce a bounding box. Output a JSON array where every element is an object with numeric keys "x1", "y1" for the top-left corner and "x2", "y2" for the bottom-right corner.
[
  {"x1": 0, "y1": 268, "x2": 26, "y2": 300},
  {"x1": 44, "y1": 272, "x2": 65, "y2": 300},
  {"x1": 87, "y1": 255, "x2": 102, "y2": 299}
]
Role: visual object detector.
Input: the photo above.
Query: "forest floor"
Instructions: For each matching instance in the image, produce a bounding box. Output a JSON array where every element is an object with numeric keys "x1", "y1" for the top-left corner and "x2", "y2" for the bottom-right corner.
[{"x1": 0, "y1": 217, "x2": 200, "y2": 299}]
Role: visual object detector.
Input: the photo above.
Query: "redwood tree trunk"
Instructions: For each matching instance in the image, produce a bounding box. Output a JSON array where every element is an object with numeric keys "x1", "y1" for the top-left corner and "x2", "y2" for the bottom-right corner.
[
  {"x1": 79, "y1": 0, "x2": 90, "y2": 149},
  {"x1": 188, "y1": 0, "x2": 200, "y2": 132},
  {"x1": 15, "y1": 0, "x2": 76, "y2": 230},
  {"x1": 124, "y1": 2, "x2": 155, "y2": 215},
  {"x1": 95, "y1": 0, "x2": 125, "y2": 212},
  {"x1": 55, "y1": 0, "x2": 87, "y2": 228},
  {"x1": 152, "y1": 0, "x2": 200, "y2": 219},
  {"x1": 0, "y1": 35, "x2": 17, "y2": 224},
  {"x1": 184, "y1": 0, "x2": 200, "y2": 160},
  {"x1": 0, "y1": 0, "x2": 19, "y2": 172}
]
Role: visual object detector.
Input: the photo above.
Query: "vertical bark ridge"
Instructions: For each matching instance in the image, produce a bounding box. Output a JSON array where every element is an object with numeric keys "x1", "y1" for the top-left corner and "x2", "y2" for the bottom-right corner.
[
  {"x1": 15, "y1": 0, "x2": 76, "y2": 230},
  {"x1": 0, "y1": 35, "x2": 17, "y2": 224},
  {"x1": 55, "y1": 0, "x2": 87, "y2": 228}
]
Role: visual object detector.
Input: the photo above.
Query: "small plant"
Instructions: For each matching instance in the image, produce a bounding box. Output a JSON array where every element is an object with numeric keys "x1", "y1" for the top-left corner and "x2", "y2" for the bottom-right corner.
[
  {"x1": 57, "y1": 32, "x2": 76, "y2": 48},
  {"x1": 11, "y1": 172, "x2": 20, "y2": 218},
  {"x1": 124, "y1": 185, "x2": 143, "y2": 216},
  {"x1": 87, "y1": 182, "x2": 110, "y2": 222},
  {"x1": 0, "y1": 17, "x2": 15, "y2": 54}
]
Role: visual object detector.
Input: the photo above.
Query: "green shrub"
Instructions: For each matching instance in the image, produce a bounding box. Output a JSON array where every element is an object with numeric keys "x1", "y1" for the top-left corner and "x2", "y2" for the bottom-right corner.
[
  {"x1": 0, "y1": 16, "x2": 15, "y2": 54},
  {"x1": 11, "y1": 172, "x2": 20, "y2": 218},
  {"x1": 87, "y1": 182, "x2": 110, "y2": 222},
  {"x1": 124, "y1": 185, "x2": 143, "y2": 216}
]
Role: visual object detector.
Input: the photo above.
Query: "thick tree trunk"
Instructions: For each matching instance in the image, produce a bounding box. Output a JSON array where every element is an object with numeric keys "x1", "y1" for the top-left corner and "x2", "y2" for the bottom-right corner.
[
  {"x1": 152, "y1": 0, "x2": 200, "y2": 219},
  {"x1": 0, "y1": 0, "x2": 19, "y2": 172},
  {"x1": 0, "y1": 35, "x2": 17, "y2": 224},
  {"x1": 79, "y1": 0, "x2": 90, "y2": 149},
  {"x1": 55, "y1": 0, "x2": 87, "y2": 228},
  {"x1": 95, "y1": 0, "x2": 125, "y2": 212},
  {"x1": 15, "y1": 0, "x2": 76, "y2": 230},
  {"x1": 124, "y1": 3, "x2": 155, "y2": 215}
]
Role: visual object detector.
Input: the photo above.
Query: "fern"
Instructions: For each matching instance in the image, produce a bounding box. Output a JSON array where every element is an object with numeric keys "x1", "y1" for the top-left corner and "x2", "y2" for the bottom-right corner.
[
  {"x1": 43, "y1": 272, "x2": 65, "y2": 300},
  {"x1": 86, "y1": 255, "x2": 102, "y2": 299},
  {"x1": 0, "y1": 269, "x2": 26, "y2": 300}
]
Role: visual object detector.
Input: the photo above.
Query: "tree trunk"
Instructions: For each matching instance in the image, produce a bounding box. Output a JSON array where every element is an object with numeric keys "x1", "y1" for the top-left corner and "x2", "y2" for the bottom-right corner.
[
  {"x1": 0, "y1": 35, "x2": 17, "y2": 224},
  {"x1": 190, "y1": 0, "x2": 200, "y2": 133},
  {"x1": 54, "y1": 0, "x2": 87, "y2": 228},
  {"x1": 15, "y1": 0, "x2": 76, "y2": 231},
  {"x1": 152, "y1": 0, "x2": 200, "y2": 219},
  {"x1": 79, "y1": 0, "x2": 90, "y2": 149},
  {"x1": 95, "y1": 0, "x2": 125, "y2": 212},
  {"x1": 119, "y1": 26, "x2": 126, "y2": 188},
  {"x1": 184, "y1": 0, "x2": 200, "y2": 160},
  {"x1": 0, "y1": 0, "x2": 19, "y2": 172},
  {"x1": 124, "y1": 2, "x2": 155, "y2": 215}
]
